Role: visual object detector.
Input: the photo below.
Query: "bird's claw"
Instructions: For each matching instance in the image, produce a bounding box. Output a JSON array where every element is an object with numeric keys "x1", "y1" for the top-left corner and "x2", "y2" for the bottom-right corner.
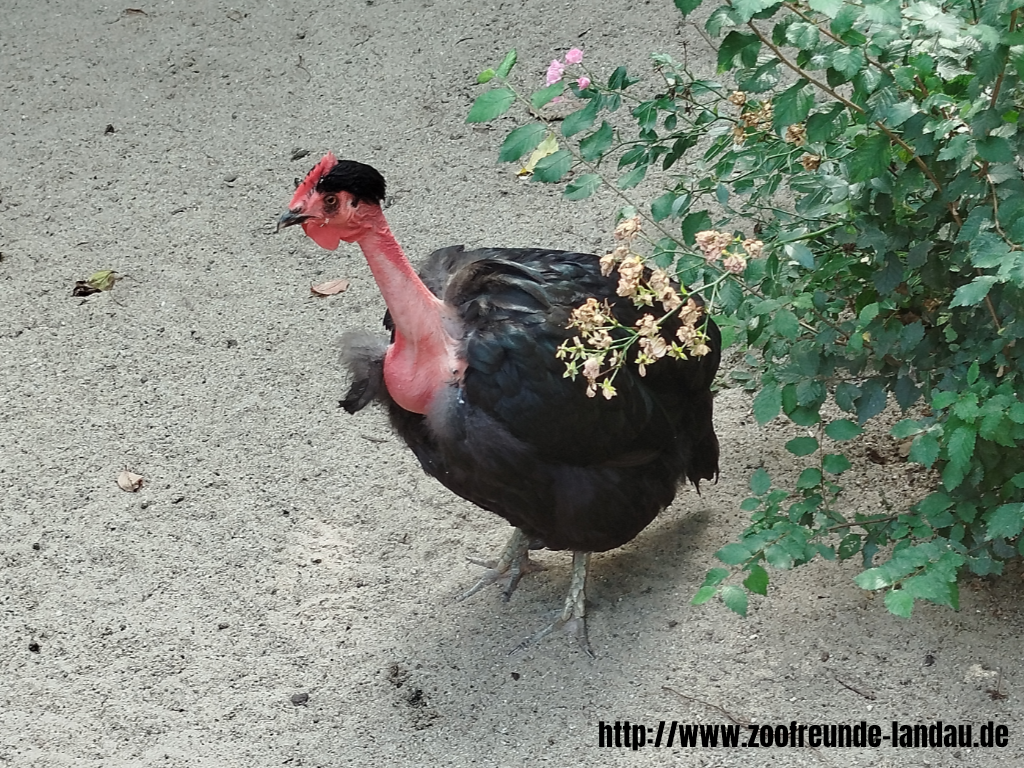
[{"x1": 509, "y1": 550, "x2": 593, "y2": 658}]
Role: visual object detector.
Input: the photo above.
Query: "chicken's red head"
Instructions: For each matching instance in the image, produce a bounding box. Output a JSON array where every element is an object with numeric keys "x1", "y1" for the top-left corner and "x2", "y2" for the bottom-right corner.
[{"x1": 277, "y1": 153, "x2": 387, "y2": 250}]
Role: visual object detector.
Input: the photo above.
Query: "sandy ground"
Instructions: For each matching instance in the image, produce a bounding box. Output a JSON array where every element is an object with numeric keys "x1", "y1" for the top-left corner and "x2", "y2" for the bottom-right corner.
[{"x1": 2, "y1": 1, "x2": 1023, "y2": 766}]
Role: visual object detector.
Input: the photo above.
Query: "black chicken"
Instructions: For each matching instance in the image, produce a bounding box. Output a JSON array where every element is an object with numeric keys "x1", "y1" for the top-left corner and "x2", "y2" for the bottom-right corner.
[{"x1": 277, "y1": 154, "x2": 720, "y2": 655}]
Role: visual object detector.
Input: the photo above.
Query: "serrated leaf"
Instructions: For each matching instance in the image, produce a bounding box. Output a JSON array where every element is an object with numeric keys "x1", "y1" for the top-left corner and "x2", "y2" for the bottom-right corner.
[
  {"x1": 530, "y1": 82, "x2": 564, "y2": 110},
  {"x1": 674, "y1": 0, "x2": 702, "y2": 14},
  {"x1": 784, "y1": 242, "x2": 815, "y2": 268},
  {"x1": 764, "y1": 543, "x2": 794, "y2": 569},
  {"x1": 617, "y1": 164, "x2": 647, "y2": 189},
  {"x1": 986, "y1": 503, "x2": 1024, "y2": 539},
  {"x1": 884, "y1": 589, "x2": 914, "y2": 618},
  {"x1": 773, "y1": 80, "x2": 815, "y2": 132},
  {"x1": 477, "y1": 69, "x2": 495, "y2": 84},
  {"x1": 847, "y1": 133, "x2": 891, "y2": 183},
  {"x1": 797, "y1": 467, "x2": 823, "y2": 488},
  {"x1": 749, "y1": 467, "x2": 771, "y2": 495},
  {"x1": 826, "y1": 419, "x2": 863, "y2": 441},
  {"x1": 855, "y1": 567, "x2": 890, "y2": 590},
  {"x1": 823, "y1": 453, "x2": 852, "y2": 474},
  {"x1": 691, "y1": 585, "x2": 718, "y2": 605},
  {"x1": 832, "y1": 47, "x2": 866, "y2": 78},
  {"x1": 530, "y1": 149, "x2": 572, "y2": 183},
  {"x1": 890, "y1": 419, "x2": 922, "y2": 439},
  {"x1": 563, "y1": 173, "x2": 601, "y2": 201},
  {"x1": 498, "y1": 124, "x2": 546, "y2": 163},
  {"x1": 703, "y1": 567, "x2": 730, "y2": 587},
  {"x1": 808, "y1": 0, "x2": 843, "y2": 14},
  {"x1": 718, "y1": 31, "x2": 760, "y2": 71},
  {"x1": 716, "y1": 542, "x2": 752, "y2": 565},
  {"x1": 753, "y1": 383, "x2": 782, "y2": 424},
  {"x1": 785, "y1": 436, "x2": 819, "y2": 456},
  {"x1": 743, "y1": 564, "x2": 769, "y2": 595},
  {"x1": 720, "y1": 585, "x2": 749, "y2": 617},
  {"x1": 977, "y1": 136, "x2": 1015, "y2": 163},
  {"x1": 947, "y1": 425, "x2": 976, "y2": 467},
  {"x1": 772, "y1": 309, "x2": 800, "y2": 339},
  {"x1": 562, "y1": 98, "x2": 599, "y2": 137},
  {"x1": 579, "y1": 121, "x2": 613, "y2": 162},
  {"x1": 467, "y1": 88, "x2": 515, "y2": 123},
  {"x1": 855, "y1": 379, "x2": 886, "y2": 425},
  {"x1": 950, "y1": 276, "x2": 998, "y2": 307},
  {"x1": 495, "y1": 49, "x2": 517, "y2": 78},
  {"x1": 909, "y1": 432, "x2": 940, "y2": 467}
]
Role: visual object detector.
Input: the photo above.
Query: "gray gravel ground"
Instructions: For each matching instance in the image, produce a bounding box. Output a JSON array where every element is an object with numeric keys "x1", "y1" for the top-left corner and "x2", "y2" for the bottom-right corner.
[{"x1": 2, "y1": 1, "x2": 1022, "y2": 765}]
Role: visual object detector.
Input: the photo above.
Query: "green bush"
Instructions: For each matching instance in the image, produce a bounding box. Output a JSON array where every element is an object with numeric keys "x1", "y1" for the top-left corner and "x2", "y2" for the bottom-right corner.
[{"x1": 466, "y1": 0, "x2": 1024, "y2": 617}]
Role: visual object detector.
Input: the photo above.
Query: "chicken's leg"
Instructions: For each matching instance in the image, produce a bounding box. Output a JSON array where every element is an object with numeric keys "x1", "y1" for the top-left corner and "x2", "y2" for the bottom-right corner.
[
  {"x1": 512, "y1": 550, "x2": 593, "y2": 658},
  {"x1": 460, "y1": 527, "x2": 544, "y2": 602}
]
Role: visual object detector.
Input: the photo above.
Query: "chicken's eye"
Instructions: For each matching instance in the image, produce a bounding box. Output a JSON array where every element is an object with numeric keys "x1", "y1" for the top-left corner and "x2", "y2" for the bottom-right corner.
[{"x1": 323, "y1": 194, "x2": 338, "y2": 208}]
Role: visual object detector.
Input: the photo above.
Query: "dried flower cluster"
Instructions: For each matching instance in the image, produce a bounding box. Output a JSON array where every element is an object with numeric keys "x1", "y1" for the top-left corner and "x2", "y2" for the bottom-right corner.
[
  {"x1": 559, "y1": 215, "x2": 720, "y2": 398},
  {"x1": 732, "y1": 99, "x2": 773, "y2": 144},
  {"x1": 695, "y1": 230, "x2": 764, "y2": 275},
  {"x1": 800, "y1": 153, "x2": 821, "y2": 171},
  {"x1": 785, "y1": 123, "x2": 807, "y2": 145}
]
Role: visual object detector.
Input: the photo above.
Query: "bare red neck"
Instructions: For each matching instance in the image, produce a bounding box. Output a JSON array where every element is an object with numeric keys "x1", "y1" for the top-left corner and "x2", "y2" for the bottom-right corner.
[{"x1": 355, "y1": 207, "x2": 462, "y2": 414}]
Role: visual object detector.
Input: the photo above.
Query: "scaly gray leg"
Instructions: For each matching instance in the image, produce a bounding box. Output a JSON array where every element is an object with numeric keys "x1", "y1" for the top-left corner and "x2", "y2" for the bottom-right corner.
[
  {"x1": 460, "y1": 527, "x2": 544, "y2": 602},
  {"x1": 512, "y1": 550, "x2": 593, "y2": 658}
]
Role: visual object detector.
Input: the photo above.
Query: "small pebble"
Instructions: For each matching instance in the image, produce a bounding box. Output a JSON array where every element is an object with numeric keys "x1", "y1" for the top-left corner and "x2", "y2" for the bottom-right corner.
[{"x1": 291, "y1": 692, "x2": 309, "y2": 706}]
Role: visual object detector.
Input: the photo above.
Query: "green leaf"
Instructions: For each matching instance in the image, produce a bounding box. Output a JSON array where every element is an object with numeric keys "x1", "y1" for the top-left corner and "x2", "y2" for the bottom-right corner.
[
  {"x1": 498, "y1": 124, "x2": 546, "y2": 163},
  {"x1": 772, "y1": 309, "x2": 800, "y2": 339},
  {"x1": 784, "y1": 243, "x2": 815, "y2": 268},
  {"x1": 579, "y1": 121, "x2": 613, "y2": 162},
  {"x1": 832, "y1": 47, "x2": 866, "y2": 78},
  {"x1": 681, "y1": 210, "x2": 713, "y2": 245},
  {"x1": 985, "y1": 503, "x2": 1024, "y2": 539},
  {"x1": 773, "y1": 80, "x2": 815, "y2": 132},
  {"x1": 785, "y1": 436, "x2": 819, "y2": 456},
  {"x1": 562, "y1": 98, "x2": 599, "y2": 138},
  {"x1": 947, "y1": 425, "x2": 977, "y2": 468},
  {"x1": 884, "y1": 589, "x2": 914, "y2": 618},
  {"x1": 466, "y1": 88, "x2": 515, "y2": 123},
  {"x1": 720, "y1": 585, "x2": 749, "y2": 617},
  {"x1": 749, "y1": 467, "x2": 771, "y2": 495},
  {"x1": 477, "y1": 69, "x2": 495, "y2": 84},
  {"x1": 950, "y1": 276, "x2": 998, "y2": 307},
  {"x1": 826, "y1": 419, "x2": 863, "y2": 441},
  {"x1": 855, "y1": 567, "x2": 890, "y2": 590},
  {"x1": 909, "y1": 432, "x2": 940, "y2": 467},
  {"x1": 495, "y1": 49, "x2": 517, "y2": 79},
  {"x1": 703, "y1": 567, "x2": 730, "y2": 587},
  {"x1": 563, "y1": 173, "x2": 601, "y2": 201},
  {"x1": 530, "y1": 150, "x2": 572, "y2": 183},
  {"x1": 753, "y1": 383, "x2": 782, "y2": 424},
  {"x1": 823, "y1": 453, "x2": 852, "y2": 474},
  {"x1": 674, "y1": 0, "x2": 702, "y2": 14},
  {"x1": 530, "y1": 82, "x2": 564, "y2": 110},
  {"x1": 691, "y1": 585, "x2": 717, "y2": 605},
  {"x1": 797, "y1": 467, "x2": 823, "y2": 488},
  {"x1": 855, "y1": 380, "x2": 886, "y2": 425},
  {"x1": 764, "y1": 543, "x2": 794, "y2": 569},
  {"x1": 847, "y1": 133, "x2": 891, "y2": 183},
  {"x1": 716, "y1": 542, "x2": 752, "y2": 565},
  {"x1": 743, "y1": 564, "x2": 769, "y2": 595},
  {"x1": 718, "y1": 31, "x2": 760, "y2": 71},
  {"x1": 976, "y1": 136, "x2": 1015, "y2": 163},
  {"x1": 808, "y1": 0, "x2": 843, "y2": 14},
  {"x1": 891, "y1": 419, "x2": 922, "y2": 439},
  {"x1": 617, "y1": 164, "x2": 647, "y2": 190}
]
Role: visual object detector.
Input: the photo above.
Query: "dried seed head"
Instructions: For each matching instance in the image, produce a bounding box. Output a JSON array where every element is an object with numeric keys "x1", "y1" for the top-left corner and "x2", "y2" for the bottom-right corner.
[
  {"x1": 800, "y1": 153, "x2": 821, "y2": 171},
  {"x1": 613, "y1": 215, "x2": 642, "y2": 242},
  {"x1": 728, "y1": 90, "x2": 747, "y2": 106},
  {"x1": 785, "y1": 123, "x2": 807, "y2": 145}
]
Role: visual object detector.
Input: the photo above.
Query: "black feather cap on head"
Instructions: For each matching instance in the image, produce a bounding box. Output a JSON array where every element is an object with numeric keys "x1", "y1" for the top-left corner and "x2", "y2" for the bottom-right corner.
[{"x1": 294, "y1": 153, "x2": 386, "y2": 206}]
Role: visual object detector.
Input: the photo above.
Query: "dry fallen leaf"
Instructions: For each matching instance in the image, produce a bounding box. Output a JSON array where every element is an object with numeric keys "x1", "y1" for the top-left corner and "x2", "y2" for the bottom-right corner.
[
  {"x1": 117, "y1": 469, "x2": 144, "y2": 492},
  {"x1": 311, "y1": 278, "x2": 350, "y2": 296},
  {"x1": 517, "y1": 134, "x2": 559, "y2": 177},
  {"x1": 73, "y1": 270, "x2": 121, "y2": 297}
]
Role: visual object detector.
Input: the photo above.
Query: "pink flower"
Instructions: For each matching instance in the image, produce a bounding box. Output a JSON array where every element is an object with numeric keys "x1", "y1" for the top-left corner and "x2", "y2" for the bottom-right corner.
[
  {"x1": 546, "y1": 59, "x2": 565, "y2": 85},
  {"x1": 565, "y1": 48, "x2": 584, "y2": 65},
  {"x1": 577, "y1": 76, "x2": 591, "y2": 89}
]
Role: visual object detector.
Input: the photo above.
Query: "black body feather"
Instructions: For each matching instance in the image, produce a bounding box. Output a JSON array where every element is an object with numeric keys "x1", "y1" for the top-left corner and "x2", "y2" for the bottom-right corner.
[{"x1": 342, "y1": 246, "x2": 720, "y2": 553}]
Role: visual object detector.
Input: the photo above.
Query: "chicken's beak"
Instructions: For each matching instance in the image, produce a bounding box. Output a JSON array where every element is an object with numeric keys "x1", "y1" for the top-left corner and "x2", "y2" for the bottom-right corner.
[{"x1": 276, "y1": 209, "x2": 310, "y2": 232}]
